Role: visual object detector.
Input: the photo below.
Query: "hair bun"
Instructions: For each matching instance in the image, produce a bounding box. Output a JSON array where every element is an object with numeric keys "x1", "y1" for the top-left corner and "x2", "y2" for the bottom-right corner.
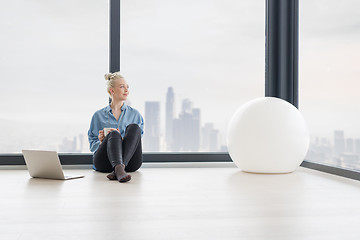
[
  {"x1": 104, "y1": 73, "x2": 113, "y2": 81},
  {"x1": 104, "y1": 72, "x2": 123, "y2": 81}
]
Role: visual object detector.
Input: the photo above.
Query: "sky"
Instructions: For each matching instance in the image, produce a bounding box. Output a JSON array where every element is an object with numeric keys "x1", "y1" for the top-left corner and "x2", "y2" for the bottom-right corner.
[
  {"x1": 299, "y1": 0, "x2": 360, "y2": 138},
  {"x1": 0, "y1": 0, "x2": 360, "y2": 152}
]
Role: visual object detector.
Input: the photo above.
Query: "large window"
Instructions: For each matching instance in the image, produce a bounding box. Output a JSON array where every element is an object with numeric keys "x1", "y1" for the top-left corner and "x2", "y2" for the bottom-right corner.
[
  {"x1": 300, "y1": 0, "x2": 360, "y2": 170},
  {"x1": 0, "y1": 1, "x2": 108, "y2": 153},
  {"x1": 121, "y1": 0, "x2": 265, "y2": 152},
  {"x1": 0, "y1": 0, "x2": 264, "y2": 154}
]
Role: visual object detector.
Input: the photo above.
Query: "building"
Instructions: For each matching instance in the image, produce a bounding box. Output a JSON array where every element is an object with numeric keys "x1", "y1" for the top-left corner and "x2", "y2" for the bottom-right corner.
[
  {"x1": 346, "y1": 138, "x2": 354, "y2": 153},
  {"x1": 143, "y1": 101, "x2": 161, "y2": 151},
  {"x1": 334, "y1": 130, "x2": 345, "y2": 156},
  {"x1": 355, "y1": 138, "x2": 360, "y2": 155},
  {"x1": 202, "y1": 123, "x2": 219, "y2": 151},
  {"x1": 172, "y1": 100, "x2": 201, "y2": 151},
  {"x1": 165, "y1": 87, "x2": 175, "y2": 151}
]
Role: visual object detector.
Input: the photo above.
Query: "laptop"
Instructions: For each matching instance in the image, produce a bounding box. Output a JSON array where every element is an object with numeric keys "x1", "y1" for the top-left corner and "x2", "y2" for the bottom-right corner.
[{"x1": 22, "y1": 150, "x2": 85, "y2": 180}]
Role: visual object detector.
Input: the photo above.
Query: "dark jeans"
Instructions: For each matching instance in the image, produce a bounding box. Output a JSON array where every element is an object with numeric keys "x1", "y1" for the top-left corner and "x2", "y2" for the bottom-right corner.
[{"x1": 93, "y1": 124, "x2": 143, "y2": 173}]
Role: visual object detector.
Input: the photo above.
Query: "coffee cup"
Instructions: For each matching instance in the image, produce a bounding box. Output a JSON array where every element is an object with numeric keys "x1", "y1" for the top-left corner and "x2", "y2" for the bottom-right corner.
[{"x1": 104, "y1": 128, "x2": 116, "y2": 136}]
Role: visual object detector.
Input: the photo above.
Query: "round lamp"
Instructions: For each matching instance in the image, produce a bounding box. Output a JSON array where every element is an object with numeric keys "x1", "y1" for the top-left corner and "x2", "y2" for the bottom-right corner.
[{"x1": 227, "y1": 97, "x2": 309, "y2": 173}]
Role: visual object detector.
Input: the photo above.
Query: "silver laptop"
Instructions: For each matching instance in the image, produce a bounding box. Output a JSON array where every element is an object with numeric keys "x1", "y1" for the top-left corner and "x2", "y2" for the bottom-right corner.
[{"x1": 22, "y1": 150, "x2": 84, "y2": 180}]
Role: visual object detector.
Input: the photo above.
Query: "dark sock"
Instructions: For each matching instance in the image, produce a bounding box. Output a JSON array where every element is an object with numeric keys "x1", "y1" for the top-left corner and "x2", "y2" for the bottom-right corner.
[
  {"x1": 106, "y1": 171, "x2": 117, "y2": 180},
  {"x1": 114, "y1": 164, "x2": 131, "y2": 183}
]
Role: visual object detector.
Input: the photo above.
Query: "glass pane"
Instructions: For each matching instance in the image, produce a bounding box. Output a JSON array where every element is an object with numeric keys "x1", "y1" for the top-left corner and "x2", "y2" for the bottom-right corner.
[
  {"x1": 300, "y1": 0, "x2": 360, "y2": 170},
  {"x1": 0, "y1": 1, "x2": 108, "y2": 153},
  {"x1": 121, "y1": 0, "x2": 265, "y2": 152}
]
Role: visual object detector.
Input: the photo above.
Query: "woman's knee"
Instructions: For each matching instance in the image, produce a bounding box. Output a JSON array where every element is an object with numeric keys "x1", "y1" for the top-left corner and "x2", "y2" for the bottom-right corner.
[
  {"x1": 108, "y1": 130, "x2": 122, "y2": 138},
  {"x1": 126, "y1": 124, "x2": 141, "y2": 135},
  {"x1": 125, "y1": 161, "x2": 142, "y2": 172},
  {"x1": 93, "y1": 152, "x2": 113, "y2": 173}
]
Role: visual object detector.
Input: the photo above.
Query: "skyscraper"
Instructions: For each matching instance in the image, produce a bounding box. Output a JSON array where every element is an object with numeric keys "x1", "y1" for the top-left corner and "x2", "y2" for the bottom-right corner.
[
  {"x1": 346, "y1": 138, "x2": 354, "y2": 153},
  {"x1": 355, "y1": 139, "x2": 360, "y2": 155},
  {"x1": 182, "y1": 98, "x2": 193, "y2": 113},
  {"x1": 334, "y1": 130, "x2": 345, "y2": 156},
  {"x1": 166, "y1": 87, "x2": 175, "y2": 151},
  {"x1": 172, "y1": 100, "x2": 201, "y2": 151},
  {"x1": 144, "y1": 101, "x2": 160, "y2": 151},
  {"x1": 202, "y1": 123, "x2": 219, "y2": 151},
  {"x1": 192, "y1": 108, "x2": 201, "y2": 151},
  {"x1": 164, "y1": 87, "x2": 220, "y2": 152}
]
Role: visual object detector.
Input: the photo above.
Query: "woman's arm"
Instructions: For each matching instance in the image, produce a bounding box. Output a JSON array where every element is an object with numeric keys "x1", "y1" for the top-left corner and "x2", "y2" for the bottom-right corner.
[
  {"x1": 138, "y1": 115, "x2": 144, "y2": 136},
  {"x1": 88, "y1": 115, "x2": 101, "y2": 152}
]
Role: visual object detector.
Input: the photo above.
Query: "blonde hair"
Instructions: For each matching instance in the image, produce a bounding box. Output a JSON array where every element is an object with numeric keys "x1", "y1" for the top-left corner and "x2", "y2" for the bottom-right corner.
[{"x1": 104, "y1": 72, "x2": 124, "y2": 98}]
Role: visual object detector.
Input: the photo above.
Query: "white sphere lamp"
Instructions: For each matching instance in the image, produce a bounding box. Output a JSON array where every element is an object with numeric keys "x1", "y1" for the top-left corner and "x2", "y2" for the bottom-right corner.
[{"x1": 227, "y1": 97, "x2": 309, "y2": 173}]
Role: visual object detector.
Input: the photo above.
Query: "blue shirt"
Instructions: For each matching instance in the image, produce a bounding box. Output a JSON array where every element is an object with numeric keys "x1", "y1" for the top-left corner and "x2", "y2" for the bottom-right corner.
[{"x1": 88, "y1": 103, "x2": 144, "y2": 153}]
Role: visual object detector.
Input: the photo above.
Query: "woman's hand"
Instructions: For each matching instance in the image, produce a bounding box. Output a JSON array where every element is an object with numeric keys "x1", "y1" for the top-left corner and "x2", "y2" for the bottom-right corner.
[
  {"x1": 108, "y1": 128, "x2": 120, "y2": 133},
  {"x1": 98, "y1": 130, "x2": 105, "y2": 143},
  {"x1": 99, "y1": 128, "x2": 120, "y2": 143}
]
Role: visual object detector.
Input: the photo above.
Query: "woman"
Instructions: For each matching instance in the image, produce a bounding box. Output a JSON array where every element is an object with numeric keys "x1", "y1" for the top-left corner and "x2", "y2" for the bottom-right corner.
[{"x1": 88, "y1": 72, "x2": 144, "y2": 183}]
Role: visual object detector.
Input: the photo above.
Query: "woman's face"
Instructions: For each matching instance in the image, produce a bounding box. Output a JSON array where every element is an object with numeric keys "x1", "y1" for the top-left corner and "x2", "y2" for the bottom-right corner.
[{"x1": 110, "y1": 77, "x2": 129, "y2": 101}]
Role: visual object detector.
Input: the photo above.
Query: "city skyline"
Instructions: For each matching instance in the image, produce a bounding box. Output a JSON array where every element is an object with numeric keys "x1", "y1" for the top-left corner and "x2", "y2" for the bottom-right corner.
[
  {"x1": 143, "y1": 87, "x2": 223, "y2": 152},
  {"x1": 14, "y1": 121, "x2": 360, "y2": 173},
  {"x1": 307, "y1": 130, "x2": 360, "y2": 170}
]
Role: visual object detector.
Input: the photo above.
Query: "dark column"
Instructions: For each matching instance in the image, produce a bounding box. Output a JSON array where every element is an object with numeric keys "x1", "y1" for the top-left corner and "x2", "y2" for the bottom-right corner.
[
  {"x1": 265, "y1": 0, "x2": 299, "y2": 108},
  {"x1": 109, "y1": 0, "x2": 120, "y2": 73}
]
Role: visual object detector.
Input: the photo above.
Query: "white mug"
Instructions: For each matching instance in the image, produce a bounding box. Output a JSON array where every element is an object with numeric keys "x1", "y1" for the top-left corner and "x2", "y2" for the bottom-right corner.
[{"x1": 104, "y1": 128, "x2": 116, "y2": 137}]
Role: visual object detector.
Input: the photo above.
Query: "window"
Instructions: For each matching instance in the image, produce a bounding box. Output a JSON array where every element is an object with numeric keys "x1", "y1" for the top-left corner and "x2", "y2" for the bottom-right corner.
[
  {"x1": 0, "y1": 0, "x2": 264, "y2": 154},
  {"x1": 0, "y1": 1, "x2": 108, "y2": 153},
  {"x1": 300, "y1": 0, "x2": 360, "y2": 170},
  {"x1": 121, "y1": 0, "x2": 265, "y2": 152}
]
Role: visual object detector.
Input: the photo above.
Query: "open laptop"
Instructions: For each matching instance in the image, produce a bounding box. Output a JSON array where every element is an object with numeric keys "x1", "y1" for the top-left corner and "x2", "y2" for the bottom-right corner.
[{"x1": 22, "y1": 150, "x2": 85, "y2": 180}]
